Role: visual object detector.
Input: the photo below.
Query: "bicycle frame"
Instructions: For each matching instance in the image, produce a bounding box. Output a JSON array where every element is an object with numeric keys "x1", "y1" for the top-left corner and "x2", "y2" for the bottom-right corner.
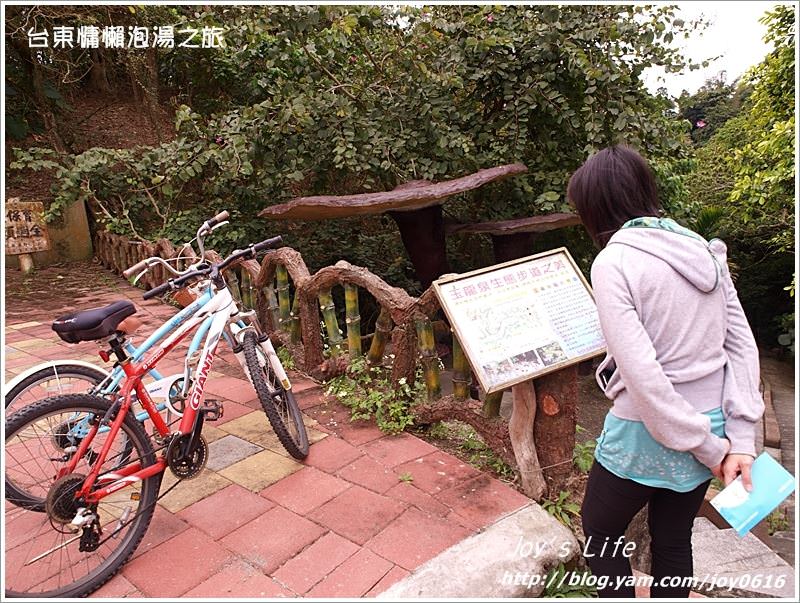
[{"x1": 66, "y1": 284, "x2": 236, "y2": 504}]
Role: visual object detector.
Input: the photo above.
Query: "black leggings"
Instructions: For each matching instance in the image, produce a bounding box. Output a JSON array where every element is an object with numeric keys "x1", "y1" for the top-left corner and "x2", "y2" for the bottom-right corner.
[{"x1": 581, "y1": 461, "x2": 710, "y2": 598}]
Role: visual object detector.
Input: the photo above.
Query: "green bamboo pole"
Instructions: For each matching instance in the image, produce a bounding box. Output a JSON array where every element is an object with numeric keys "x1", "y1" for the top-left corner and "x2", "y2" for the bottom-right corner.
[
  {"x1": 276, "y1": 264, "x2": 291, "y2": 333},
  {"x1": 289, "y1": 294, "x2": 302, "y2": 343},
  {"x1": 344, "y1": 284, "x2": 362, "y2": 359},
  {"x1": 265, "y1": 284, "x2": 280, "y2": 331},
  {"x1": 366, "y1": 307, "x2": 392, "y2": 366},
  {"x1": 483, "y1": 390, "x2": 503, "y2": 418},
  {"x1": 415, "y1": 317, "x2": 441, "y2": 400},
  {"x1": 318, "y1": 288, "x2": 343, "y2": 356},
  {"x1": 451, "y1": 333, "x2": 471, "y2": 401}
]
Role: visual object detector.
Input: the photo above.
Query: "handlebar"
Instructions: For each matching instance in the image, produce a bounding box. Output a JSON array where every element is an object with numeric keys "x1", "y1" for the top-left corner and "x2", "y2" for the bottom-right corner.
[
  {"x1": 123, "y1": 259, "x2": 149, "y2": 279},
  {"x1": 141, "y1": 235, "x2": 283, "y2": 299},
  {"x1": 205, "y1": 210, "x2": 229, "y2": 229}
]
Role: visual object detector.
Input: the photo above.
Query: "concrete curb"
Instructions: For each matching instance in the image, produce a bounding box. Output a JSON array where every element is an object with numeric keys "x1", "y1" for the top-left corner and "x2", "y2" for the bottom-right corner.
[{"x1": 378, "y1": 503, "x2": 579, "y2": 598}]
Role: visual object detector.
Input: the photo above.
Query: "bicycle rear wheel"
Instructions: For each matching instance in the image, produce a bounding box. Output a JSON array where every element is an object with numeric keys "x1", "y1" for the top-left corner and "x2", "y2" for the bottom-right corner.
[
  {"x1": 6, "y1": 364, "x2": 107, "y2": 416},
  {"x1": 242, "y1": 331, "x2": 309, "y2": 459},
  {"x1": 5, "y1": 394, "x2": 160, "y2": 598}
]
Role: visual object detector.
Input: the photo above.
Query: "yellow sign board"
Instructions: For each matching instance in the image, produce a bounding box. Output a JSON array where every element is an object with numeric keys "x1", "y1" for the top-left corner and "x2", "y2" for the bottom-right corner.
[{"x1": 433, "y1": 247, "x2": 606, "y2": 393}]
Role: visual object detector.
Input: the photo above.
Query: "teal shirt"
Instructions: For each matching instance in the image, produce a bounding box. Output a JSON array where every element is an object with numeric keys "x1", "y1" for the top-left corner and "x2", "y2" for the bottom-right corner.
[{"x1": 595, "y1": 408, "x2": 726, "y2": 492}]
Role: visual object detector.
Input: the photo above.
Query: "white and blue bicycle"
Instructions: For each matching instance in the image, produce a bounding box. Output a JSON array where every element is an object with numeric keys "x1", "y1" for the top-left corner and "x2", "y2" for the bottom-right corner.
[{"x1": 5, "y1": 212, "x2": 309, "y2": 518}]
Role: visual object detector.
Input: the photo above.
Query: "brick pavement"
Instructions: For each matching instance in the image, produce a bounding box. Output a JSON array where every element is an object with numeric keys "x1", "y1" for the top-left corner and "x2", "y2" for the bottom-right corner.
[{"x1": 4, "y1": 263, "x2": 531, "y2": 597}]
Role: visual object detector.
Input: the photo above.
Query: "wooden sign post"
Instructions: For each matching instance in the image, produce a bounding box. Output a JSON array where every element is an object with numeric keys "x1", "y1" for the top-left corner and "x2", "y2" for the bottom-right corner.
[
  {"x1": 5, "y1": 200, "x2": 51, "y2": 274},
  {"x1": 433, "y1": 248, "x2": 606, "y2": 498}
]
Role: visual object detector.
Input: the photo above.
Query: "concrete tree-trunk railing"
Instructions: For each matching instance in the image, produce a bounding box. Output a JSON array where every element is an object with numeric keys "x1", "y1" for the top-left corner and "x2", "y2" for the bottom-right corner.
[{"x1": 93, "y1": 231, "x2": 578, "y2": 500}]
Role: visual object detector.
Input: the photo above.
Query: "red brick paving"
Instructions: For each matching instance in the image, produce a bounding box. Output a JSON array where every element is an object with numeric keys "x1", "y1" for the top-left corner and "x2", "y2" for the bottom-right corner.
[
  {"x1": 306, "y1": 548, "x2": 394, "y2": 597},
  {"x1": 272, "y1": 531, "x2": 359, "y2": 594},
  {"x1": 184, "y1": 560, "x2": 295, "y2": 597},
  {"x1": 308, "y1": 485, "x2": 406, "y2": 545},
  {"x1": 362, "y1": 432, "x2": 439, "y2": 467},
  {"x1": 335, "y1": 453, "x2": 400, "y2": 494},
  {"x1": 260, "y1": 467, "x2": 350, "y2": 515},
  {"x1": 5, "y1": 263, "x2": 533, "y2": 598},
  {"x1": 220, "y1": 505, "x2": 325, "y2": 573},
  {"x1": 178, "y1": 484, "x2": 275, "y2": 540},
  {"x1": 301, "y1": 433, "x2": 363, "y2": 472},
  {"x1": 123, "y1": 528, "x2": 235, "y2": 597},
  {"x1": 365, "y1": 507, "x2": 471, "y2": 570}
]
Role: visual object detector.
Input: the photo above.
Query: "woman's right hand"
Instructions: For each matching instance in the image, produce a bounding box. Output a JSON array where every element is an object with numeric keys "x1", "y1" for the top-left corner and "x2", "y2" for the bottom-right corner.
[{"x1": 710, "y1": 438, "x2": 731, "y2": 481}]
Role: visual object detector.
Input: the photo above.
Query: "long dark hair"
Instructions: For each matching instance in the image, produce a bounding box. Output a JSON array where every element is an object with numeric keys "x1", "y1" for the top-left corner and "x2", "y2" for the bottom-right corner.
[{"x1": 567, "y1": 145, "x2": 661, "y2": 248}]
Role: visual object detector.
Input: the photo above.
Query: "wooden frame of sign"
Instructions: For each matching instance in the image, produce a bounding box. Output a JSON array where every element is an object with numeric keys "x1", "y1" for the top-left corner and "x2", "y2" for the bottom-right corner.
[{"x1": 433, "y1": 247, "x2": 606, "y2": 394}]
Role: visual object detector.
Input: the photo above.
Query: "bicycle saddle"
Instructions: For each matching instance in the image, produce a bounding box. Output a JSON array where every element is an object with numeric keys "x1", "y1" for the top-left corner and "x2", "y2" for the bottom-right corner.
[{"x1": 52, "y1": 300, "x2": 137, "y2": 344}]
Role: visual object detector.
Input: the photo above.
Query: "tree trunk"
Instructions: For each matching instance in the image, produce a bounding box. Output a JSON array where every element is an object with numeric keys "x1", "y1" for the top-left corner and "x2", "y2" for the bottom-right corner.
[
  {"x1": 491, "y1": 232, "x2": 534, "y2": 262},
  {"x1": 533, "y1": 366, "x2": 578, "y2": 493},
  {"x1": 89, "y1": 48, "x2": 112, "y2": 94},
  {"x1": 510, "y1": 380, "x2": 548, "y2": 500},
  {"x1": 388, "y1": 205, "x2": 451, "y2": 289}
]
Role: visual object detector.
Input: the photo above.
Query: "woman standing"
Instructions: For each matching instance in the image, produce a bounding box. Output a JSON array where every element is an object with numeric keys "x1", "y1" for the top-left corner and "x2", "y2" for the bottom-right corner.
[{"x1": 568, "y1": 146, "x2": 764, "y2": 598}]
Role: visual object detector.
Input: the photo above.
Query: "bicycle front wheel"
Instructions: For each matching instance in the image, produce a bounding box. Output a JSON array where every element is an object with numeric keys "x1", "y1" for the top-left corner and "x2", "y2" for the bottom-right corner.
[
  {"x1": 5, "y1": 394, "x2": 160, "y2": 598},
  {"x1": 6, "y1": 364, "x2": 107, "y2": 416},
  {"x1": 242, "y1": 331, "x2": 309, "y2": 459}
]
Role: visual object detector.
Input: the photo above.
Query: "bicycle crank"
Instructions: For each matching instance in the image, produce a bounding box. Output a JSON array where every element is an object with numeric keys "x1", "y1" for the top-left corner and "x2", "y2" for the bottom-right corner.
[{"x1": 166, "y1": 433, "x2": 208, "y2": 479}]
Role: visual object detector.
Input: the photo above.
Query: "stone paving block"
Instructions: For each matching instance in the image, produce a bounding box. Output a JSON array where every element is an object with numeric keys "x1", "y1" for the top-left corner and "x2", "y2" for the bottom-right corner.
[
  {"x1": 306, "y1": 548, "x2": 394, "y2": 597},
  {"x1": 260, "y1": 466, "x2": 351, "y2": 515},
  {"x1": 366, "y1": 507, "x2": 472, "y2": 570},
  {"x1": 362, "y1": 433, "x2": 439, "y2": 467},
  {"x1": 302, "y1": 435, "x2": 363, "y2": 473},
  {"x1": 220, "y1": 505, "x2": 325, "y2": 573},
  {"x1": 205, "y1": 376, "x2": 259, "y2": 405},
  {"x1": 309, "y1": 485, "x2": 406, "y2": 545},
  {"x1": 206, "y1": 434, "x2": 263, "y2": 471},
  {"x1": 90, "y1": 573, "x2": 139, "y2": 598},
  {"x1": 8, "y1": 339, "x2": 52, "y2": 350},
  {"x1": 133, "y1": 505, "x2": 191, "y2": 559},
  {"x1": 213, "y1": 401, "x2": 253, "y2": 425},
  {"x1": 178, "y1": 483, "x2": 275, "y2": 540},
  {"x1": 384, "y1": 482, "x2": 451, "y2": 517},
  {"x1": 7, "y1": 321, "x2": 43, "y2": 329},
  {"x1": 200, "y1": 423, "x2": 228, "y2": 443},
  {"x1": 272, "y1": 531, "x2": 360, "y2": 594},
  {"x1": 184, "y1": 560, "x2": 295, "y2": 597},
  {"x1": 395, "y1": 450, "x2": 481, "y2": 494},
  {"x1": 123, "y1": 527, "x2": 234, "y2": 597},
  {"x1": 437, "y1": 474, "x2": 531, "y2": 530},
  {"x1": 218, "y1": 408, "x2": 274, "y2": 443},
  {"x1": 158, "y1": 469, "x2": 232, "y2": 513},
  {"x1": 337, "y1": 454, "x2": 401, "y2": 494},
  {"x1": 366, "y1": 565, "x2": 411, "y2": 597},
  {"x1": 219, "y1": 449, "x2": 303, "y2": 491}
]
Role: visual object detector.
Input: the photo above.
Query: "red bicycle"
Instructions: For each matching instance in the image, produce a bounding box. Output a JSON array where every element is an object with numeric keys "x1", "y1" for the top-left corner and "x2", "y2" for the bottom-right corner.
[{"x1": 4, "y1": 224, "x2": 307, "y2": 597}]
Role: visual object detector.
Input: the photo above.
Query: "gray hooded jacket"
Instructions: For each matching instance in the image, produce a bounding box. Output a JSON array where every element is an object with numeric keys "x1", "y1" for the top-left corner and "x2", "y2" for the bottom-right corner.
[{"x1": 591, "y1": 225, "x2": 764, "y2": 468}]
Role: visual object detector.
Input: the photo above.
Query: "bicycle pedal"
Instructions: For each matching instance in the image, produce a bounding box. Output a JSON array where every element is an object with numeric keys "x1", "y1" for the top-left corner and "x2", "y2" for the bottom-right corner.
[{"x1": 200, "y1": 399, "x2": 223, "y2": 421}]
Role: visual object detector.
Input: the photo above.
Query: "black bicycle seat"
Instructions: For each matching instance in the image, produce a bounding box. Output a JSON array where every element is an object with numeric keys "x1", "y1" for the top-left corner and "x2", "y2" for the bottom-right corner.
[{"x1": 52, "y1": 300, "x2": 137, "y2": 344}]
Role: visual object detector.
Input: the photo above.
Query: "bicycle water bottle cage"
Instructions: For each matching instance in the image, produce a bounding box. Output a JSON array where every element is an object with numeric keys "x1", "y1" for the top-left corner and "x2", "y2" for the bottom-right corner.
[{"x1": 52, "y1": 300, "x2": 136, "y2": 344}]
